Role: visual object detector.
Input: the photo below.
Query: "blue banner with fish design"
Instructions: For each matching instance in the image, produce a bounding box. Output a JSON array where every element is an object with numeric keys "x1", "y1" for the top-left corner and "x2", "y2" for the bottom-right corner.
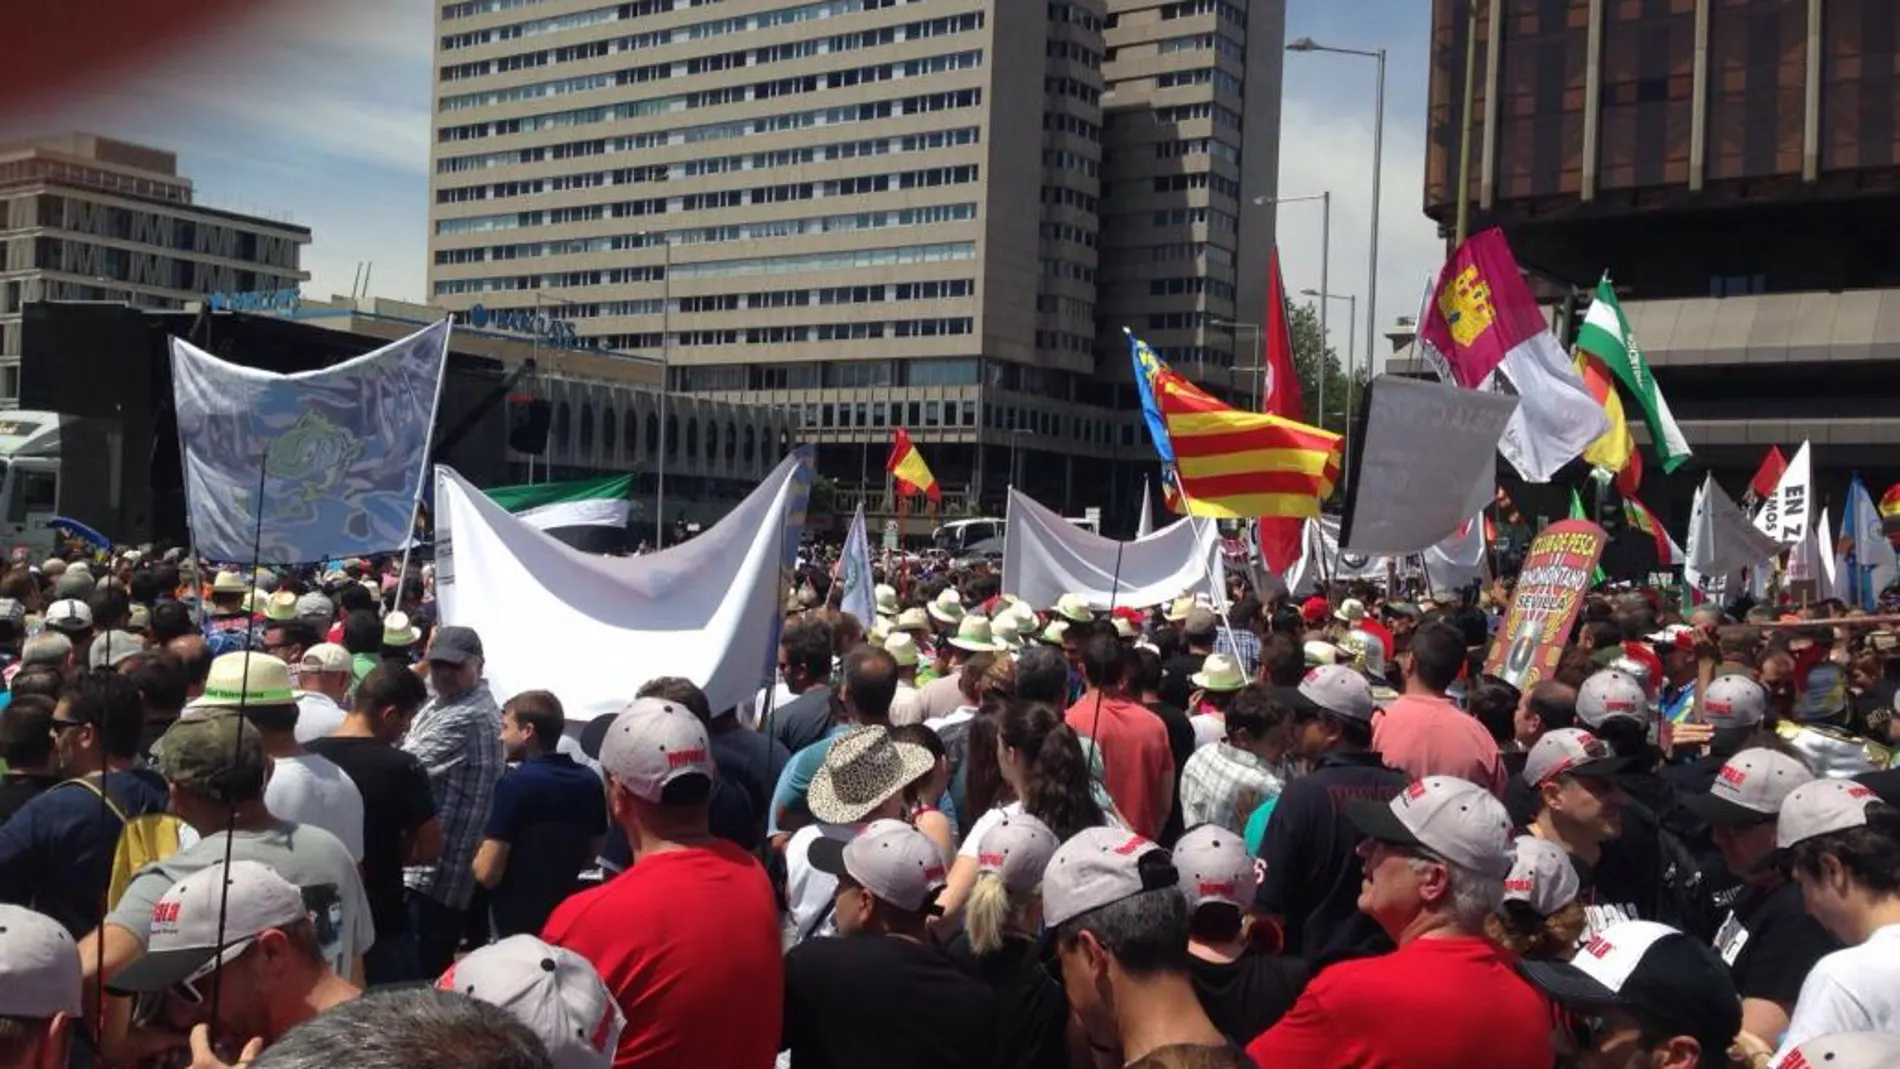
[{"x1": 170, "y1": 320, "x2": 450, "y2": 564}]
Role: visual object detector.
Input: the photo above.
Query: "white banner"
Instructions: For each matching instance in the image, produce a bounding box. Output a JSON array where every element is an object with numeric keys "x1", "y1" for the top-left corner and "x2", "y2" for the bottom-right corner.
[
  {"x1": 436, "y1": 455, "x2": 809, "y2": 723},
  {"x1": 172, "y1": 320, "x2": 450, "y2": 563},
  {"x1": 1687, "y1": 473, "x2": 1779, "y2": 600},
  {"x1": 837, "y1": 504, "x2": 875, "y2": 625},
  {"x1": 1754, "y1": 440, "x2": 1812, "y2": 546},
  {"x1": 1003, "y1": 488, "x2": 1220, "y2": 610},
  {"x1": 1342, "y1": 376, "x2": 1517, "y2": 555}
]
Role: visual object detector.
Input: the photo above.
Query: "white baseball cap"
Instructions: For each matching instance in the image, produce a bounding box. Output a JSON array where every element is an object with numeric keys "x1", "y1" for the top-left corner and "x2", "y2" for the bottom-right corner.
[
  {"x1": 1042, "y1": 827, "x2": 1179, "y2": 928},
  {"x1": 1172, "y1": 824, "x2": 1260, "y2": 912},
  {"x1": 43, "y1": 598, "x2": 92, "y2": 633},
  {"x1": 1682, "y1": 748, "x2": 1814, "y2": 828},
  {"x1": 1773, "y1": 1032, "x2": 1900, "y2": 1069},
  {"x1": 1775, "y1": 779, "x2": 1885, "y2": 851},
  {"x1": 1297, "y1": 664, "x2": 1375, "y2": 722},
  {"x1": 1520, "y1": 920, "x2": 1741, "y2": 1047},
  {"x1": 107, "y1": 860, "x2": 309, "y2": 995},
  {"x1": 0, "y1": 904, "x2": 82, "y2": 1019},
  {"x1": 596, "y1": 697, "x2": 715, "y2": 804},
  {"x1": 438, "y1": 935, "x2": 625, "y2": 1069},
  {"x1": 1576, "y1": 669, "x2": 1651, "y2": 729},
  {"x1": 1699, "y1": 674, "x2": 1768, "y2": 731},
  {"x1": 1503, "y1": 835, "x2": 1581, "y2": 917},
  {"x1": 975, "y1": 813, "x2": 1060, "y2": 894},
  {"x1": 808, "y1": 818, "x2": 949, "y2": 913},
  {"x1": 299, "y1": 643, "x2": 353, "y2": 675},
  {"x1": 1522, "y1": 728, "x2": 1632, "y2": 788},
  {"x1": 1345, "y1": 776, "x2": 1516, "y2": 878}
]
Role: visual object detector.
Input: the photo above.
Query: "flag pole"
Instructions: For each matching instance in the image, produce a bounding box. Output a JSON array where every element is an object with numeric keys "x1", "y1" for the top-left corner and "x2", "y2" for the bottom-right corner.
[{"x1": 391, "y1": 320, "x2": 453, "y2": 616}]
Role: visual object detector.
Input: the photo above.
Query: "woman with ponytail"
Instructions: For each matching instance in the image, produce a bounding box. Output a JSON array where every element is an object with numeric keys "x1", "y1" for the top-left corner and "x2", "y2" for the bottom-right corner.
[{"x1": 947, "y1": 813, "x2": 1071, "y2": 1069}]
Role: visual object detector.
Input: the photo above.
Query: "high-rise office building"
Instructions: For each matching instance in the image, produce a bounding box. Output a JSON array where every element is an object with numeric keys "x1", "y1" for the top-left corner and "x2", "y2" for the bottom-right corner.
[
  {"x1": 427, "y1": 0, "x2": 1282, "y2": 521},
  {"x1": 0, "y1": 133, "x2": 310, "y2": 406}
]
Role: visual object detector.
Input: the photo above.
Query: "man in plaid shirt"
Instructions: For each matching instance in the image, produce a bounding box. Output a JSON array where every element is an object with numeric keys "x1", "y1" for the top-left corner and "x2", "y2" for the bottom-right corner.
[
  {"x1": 402, "y1": 625, "x2": 504, "y2": 976},
  {"x1": 1178, "y1": 683, "x2": 1292, "y2": 833}
]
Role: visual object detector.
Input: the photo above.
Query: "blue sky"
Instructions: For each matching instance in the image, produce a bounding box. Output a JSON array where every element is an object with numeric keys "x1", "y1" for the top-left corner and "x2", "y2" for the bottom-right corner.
[{"x1": 2, "y1": 0, "x2": 1437, "y2": 372}]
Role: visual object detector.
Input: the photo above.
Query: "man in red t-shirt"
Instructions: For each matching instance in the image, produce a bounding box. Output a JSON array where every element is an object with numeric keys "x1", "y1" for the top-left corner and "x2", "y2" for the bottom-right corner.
[
  {"x1": 543, "y1": 697, "x2": 781, "y2": 1069},
  {"x1": 1247, "y1": 776, "x2": 1552, "y2": 1069},
  {"x1": 1064, "y1": 632, "x2": 1174, "y2": 839}
]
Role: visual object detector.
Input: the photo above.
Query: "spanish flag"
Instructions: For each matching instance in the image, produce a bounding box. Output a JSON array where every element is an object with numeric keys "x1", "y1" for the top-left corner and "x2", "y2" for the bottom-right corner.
[
  {"x1": 1623, "y1": 495, "x2": 1683, "y2": 566},
  {"x1": 1153, "y1": 356, "x2": 1342, "y2": 520},
  {"x1": 1575, "y1": 349, "x2": 1634, "y2": 477},
  {"x1": 887, "y1": 427, "x2": 940, "y2": 502}
]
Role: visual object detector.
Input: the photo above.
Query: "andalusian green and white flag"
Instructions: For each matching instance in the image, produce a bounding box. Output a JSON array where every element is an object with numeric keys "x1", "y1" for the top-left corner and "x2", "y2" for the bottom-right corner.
[
  {"x1": 1575, "y1": 277, "x2": 1692, "y2": 472},
  {"x1": 483, "y1": 474, "x2": 631, "y2": 553}
]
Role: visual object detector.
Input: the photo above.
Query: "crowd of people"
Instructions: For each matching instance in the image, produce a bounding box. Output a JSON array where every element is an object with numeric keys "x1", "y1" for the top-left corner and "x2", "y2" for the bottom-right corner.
[{"x1": 2, "y1": 546, "x2": 1900, "y2": 1069}]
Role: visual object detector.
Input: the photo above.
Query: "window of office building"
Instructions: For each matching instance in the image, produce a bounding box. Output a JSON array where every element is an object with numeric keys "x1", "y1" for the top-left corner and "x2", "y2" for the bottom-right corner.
[
  {"x1": 1707, "y1": 0, "x2": 1806, "y2": 180},
  {"x1": 1821, "y1": 0, "x2": 1900, "y2": 170},
  {"x1": 1495, "y1": 0, "x2": 1588, "y2": 199},
  {"x1": 1598, "y1": 1, "x2": 1694, "y2": 190}
]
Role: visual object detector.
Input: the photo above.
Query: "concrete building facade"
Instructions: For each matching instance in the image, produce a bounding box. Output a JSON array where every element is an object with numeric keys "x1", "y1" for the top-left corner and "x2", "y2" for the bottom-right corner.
[
  {"x1": 426, "y1": 0, "x2": 1284, "y2": 524},
  {"x1": 0, "y1": 133, "x2": 310, "y2": 405}
]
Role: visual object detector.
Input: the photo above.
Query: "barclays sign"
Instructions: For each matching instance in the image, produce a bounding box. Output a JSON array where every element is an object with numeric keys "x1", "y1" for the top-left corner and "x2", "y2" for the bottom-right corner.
[{"x1": 458, "y1": 304, "x2": 601, "y2": 352}]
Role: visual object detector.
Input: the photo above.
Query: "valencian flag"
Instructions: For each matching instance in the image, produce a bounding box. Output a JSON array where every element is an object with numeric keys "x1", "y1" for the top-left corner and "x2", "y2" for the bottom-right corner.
[
  {"x1": 1129, "y1": 330, "x2": 1342, "y2": 520},
  {"x1": 887, "y1": 427, "x2": 940, "y2": 502},
  {"x1": 1880, "y1": 483, "x2": 1900, "y2": 538}
]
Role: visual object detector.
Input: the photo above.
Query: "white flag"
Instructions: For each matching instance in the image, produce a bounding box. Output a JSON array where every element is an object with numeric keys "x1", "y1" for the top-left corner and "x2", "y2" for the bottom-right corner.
[
  {"x1": 1686, "y1": 473, "x2": 1779, "y2": 603},
  {"x1": 1003, "y1": 489, "x2": 1219, "y2": 610},
  {"x1": 1487, "y1": 333, "x2": 1610, "y2": 483},
  {"x1": 171, "y1": 320, "x2": 450, "y2": 563},
  {"x1": 837, "y1": 504, "x2": 876, "y2": 626},
  {"x1": 1816, "y1": 507, "x2": 1839, "y2": 595},
  {"x1": 1753, "y1": 440, "x2": 1813, "y2": 546}
]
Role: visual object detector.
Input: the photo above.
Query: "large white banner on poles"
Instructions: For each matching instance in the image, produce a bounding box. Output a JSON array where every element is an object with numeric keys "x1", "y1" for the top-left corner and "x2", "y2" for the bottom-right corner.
[
  {"x1": 1003, "y1": 488, "x2": 1220, "y2": 610},
  {"x1": 170, "y1": 319, "x2": 450, "y2": 563},
  {"x1": 435, "y1": 454, "x2": 809, "y2": 723}
]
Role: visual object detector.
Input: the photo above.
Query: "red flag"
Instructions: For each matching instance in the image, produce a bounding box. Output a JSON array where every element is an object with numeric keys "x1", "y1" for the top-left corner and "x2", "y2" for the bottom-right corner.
[
  {"x1": 1614, "y1": 444, "x2": 1643, "y2": 498},
  {"x1": 1749, "y1": 446, "x2": 1787, "y2": 502},
  {"x1": 1258, "y1": 247, "x2": 1307, "y2": 572},
  {"x1": 1262, "y1": 247, "x2": 1304, "y2": 421}
]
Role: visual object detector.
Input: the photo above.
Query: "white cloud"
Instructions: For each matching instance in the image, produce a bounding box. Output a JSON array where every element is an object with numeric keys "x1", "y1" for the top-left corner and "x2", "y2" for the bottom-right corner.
[{"x1": 1273, "y1": 87, "x2": 1444, "y2": 376}]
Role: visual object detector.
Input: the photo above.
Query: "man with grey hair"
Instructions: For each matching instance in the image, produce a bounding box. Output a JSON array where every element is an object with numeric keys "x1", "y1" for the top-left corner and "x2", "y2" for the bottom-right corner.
[
  {"x1": 248, "y1": 987, "x2": 551, "y2": 1069},
  {"x1": 1247, "y1": 777, "x2": 1552, "y2": 1066},
  {"x1": 17, "y1": 632, "x2": 73, "y2": 679}
]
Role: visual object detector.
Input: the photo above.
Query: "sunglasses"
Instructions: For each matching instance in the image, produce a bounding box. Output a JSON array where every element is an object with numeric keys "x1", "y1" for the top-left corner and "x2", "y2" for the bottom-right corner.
[{"x1": 50, "y1": 718, "x2": 87, "y2": 733}]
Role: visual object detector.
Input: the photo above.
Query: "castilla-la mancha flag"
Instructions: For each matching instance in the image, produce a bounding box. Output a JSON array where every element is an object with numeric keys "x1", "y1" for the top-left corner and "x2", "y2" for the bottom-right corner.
[{"x1": 887, "y1": 427, "x2": 940, "y2": 502}]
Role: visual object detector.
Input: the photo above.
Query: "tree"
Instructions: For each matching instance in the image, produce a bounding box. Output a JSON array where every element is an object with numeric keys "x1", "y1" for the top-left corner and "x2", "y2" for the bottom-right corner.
[{"x1": 1287, "y1": 300, "x2": 1365, "y2": 436}]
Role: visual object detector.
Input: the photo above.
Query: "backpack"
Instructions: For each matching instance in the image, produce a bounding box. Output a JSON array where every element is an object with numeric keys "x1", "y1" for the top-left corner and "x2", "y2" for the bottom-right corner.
[{"x1": 64, "y1": 777, "x2": 190, "y2": 908}]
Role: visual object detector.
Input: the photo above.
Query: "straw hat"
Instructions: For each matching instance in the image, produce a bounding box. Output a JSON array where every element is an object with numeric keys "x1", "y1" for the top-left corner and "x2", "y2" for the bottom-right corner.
[
  {"x1": 867, "y1": 618, "x2": 892, "y2": 648},
  {"x1": 927, "y1": 589, "x2": 965, "y2": 626},
  {"x1": 1052, "y1": 593, "x2": 1095, "y2": 624},
  {"x1": 1037, "y1": 620, "x2": 1070, "y2": 647},
  {"x1": 948, "y1": 615, "x2": 1001, "y2": 654},
  {"x1": 262, "y1": 590, "x2": 300, "y2": 624},
  {"x1": 188, "y1": 652, "x2": 297, "y2": 711},
  {"x1": 893, "y1": 607, "x2": 931, "y2": 633},
  {"x1": 1164, "y1": 596, "x2": 1197, "y2": 623},
  {"x1": 1112, "y1": 615, "x2": 1140, "y2": 640},
  {"x1": 874, "y1": 584, "x2": 900, "y2": 617},
  {"x1": 806, "y1": 725, "x2": 936, "y2": 825},
  {"x1": 884, "y1": 630, "x2": 920, "y2": 668},
  {"x1": 1190, "y1": 653, "x2": 1248, "y2": 692},
  {"x1": 382, "y1": 612, "x2": 420, "y2": 647},
  {"x1": 991, "y1": 614, "x2": 1024, "y2": 652},
  {"x1": 211, "y1": 570, "x2": 248, "y2": 595}
]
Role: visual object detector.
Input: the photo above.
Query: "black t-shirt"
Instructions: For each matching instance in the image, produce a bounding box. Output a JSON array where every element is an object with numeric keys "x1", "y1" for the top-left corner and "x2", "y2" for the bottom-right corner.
[
  {"x1": 943, "y1": 932, "x2": 1069, "y2": 1069},
  {"x1": 1571, "y1": 842, "x2": 1651, "y2": 940},
  {"x1": 1848, "y1": 679, "x2": 1897, "y2": 738},
  {"x1": 1716, "y1": 881, "x2": 1839, "y2": 1005},
  {"x1": 305, "y1": 736, "x2": 437, "y2": 936},
  {"x1": 710, "y1": 718, "x2": 790, "y2": 834},
  {"x1": 1857, "y1": 767, "x2": 1900, "y2": 808},
  {"x1": 0, "y1": 771, "x2": 56, "y2": 824},
  {"x1": 1187, "y1": 950, "x2": 1308, "y2": 1047},
  {"x1": 783, "y1": 933, "x2": 996, "y2": 1069},
  {"x1": 1145, "y1": 700, "x2": 1197, "y2": 845},
  {"x1": 1254, "y1": 750, "x2": 1407, "y2": 969},
  {"x1": 769, "y1": 686, "x2": 835, "y2": 757}
]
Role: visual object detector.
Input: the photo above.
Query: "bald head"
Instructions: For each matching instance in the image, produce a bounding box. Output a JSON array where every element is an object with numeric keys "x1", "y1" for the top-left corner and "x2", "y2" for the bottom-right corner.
[{"x1": 164, "y1": 633, "x2": 211, "y2": 697}]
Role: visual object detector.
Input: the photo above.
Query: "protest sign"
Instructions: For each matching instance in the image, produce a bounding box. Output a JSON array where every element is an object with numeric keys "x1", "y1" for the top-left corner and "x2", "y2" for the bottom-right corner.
[
  {"x1": 1484, "y1": 519, "x2": 1608, "y2": 689},
  {"x1": 1339, "y1": 375, "x2": 1517, "y2": 556}
]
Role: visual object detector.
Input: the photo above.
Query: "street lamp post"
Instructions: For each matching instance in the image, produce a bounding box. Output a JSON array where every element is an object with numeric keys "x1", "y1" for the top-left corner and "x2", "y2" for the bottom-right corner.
[
  {"x1": 1252, "y1": 192, "x2": 1329, "y2": 424},
  {"x1": 528, "y1": 292, "x2": 578, "y2": 486},
  {"x1": 1009, "y1": 428, "x2": 1031, "y2": 491},
  {"x1": 1300, "y1": 289, "x2": 1357, "y2": 430},
  {"x1": 647, "y1": 233, "x2": 673, "y2": 548},
  {"x1": 1287, "y1": 36, "x2": 1385, "y2": 494}
]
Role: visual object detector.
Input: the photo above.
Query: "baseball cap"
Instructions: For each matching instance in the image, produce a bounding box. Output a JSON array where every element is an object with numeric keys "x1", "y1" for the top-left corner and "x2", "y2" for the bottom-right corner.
[
  {"x1": 156, "y1": 710, "x2": 268, "y2": 802},
  {"x1": 976, "y1": 813, "x2": 1060, "y2": 893},
  {"x1": 189, "y1": 652, "x2": 297, "y2": 711},
  {"x1": 1183, "y1": 606, "x2": 1219, "y2": 637},
  {"x1": 1775, "y1": 779, "x2": 1884, "y2": 851},
  {"x1": 1172, "y1": 824, "x2": 1260, "y2": 912},
  {"x1": 1345, "y1": 776, "x2": 1516, "y2": 878},
  {"x1": 89, "y1": 629, "x2": 145, "y2": 670},
  {"x1": 1522, "y1": 728, "x2": 1633, "y2": 788},
  {"x1": 1042, "y1": 827, "x2": 1179, "y2": 928},
  {"x1": 427, "y1": 625, "x2": 483, "y2": 665},
  {"x1": 0, "y1": 598, "x2": 25, "y2": 630},
  {"x1": 298, "y1": 643, "x2": 353, "y2": 676},
  {"x1": 1503, "y1": 835, "x2": 1581, "y2": 917},
  {"x1": 107, "y1": 860, "x2": 309, "y2": 995},
  {"x1": 1576, "y1": 669, "x2": 1651, "y2": 729},
  {"x1": 53, "y1": 570, "x2": 92, "y2": 600},
  {"x1": 1699, "y1": 674, "x2": 1768, "y2": 731},
  {"x1": 1298, "y1": 596, "x2": 1330, "y2": 624},
  {"x1": 596, "y1": 697, "x2": 714, "y2": 804},
  {"x1": 808, "y1": 818, "x2": 949, "y2": 913},
  {"x1": 806, "y1": 724, "x2": 935, "y2": 825},
  {"x1": 0, "y1": 904, "x2": 83, "y2": 1018},
  {"x1": 1773, "y1": 1033, "x2": 1900, "y2": 1069},
  {"x1": 43, "y1": 598, "x2": 92, "y2": 634},
  {"x1": 1297, "y1": 664, "x2": 1375, "y2": 722},
  {"x1": 1682, "y1": 748, "x2": 1814, "y2": 828},
  {"x1": 293, "y1": 592, "x2": 335, "y2": 627},
  {"x1": 438, "y1": 935, "x2": 625, "y2": 1069},
  {"x1": 1520, "y1": 920, "x2": 1741, "y2": 1051}
]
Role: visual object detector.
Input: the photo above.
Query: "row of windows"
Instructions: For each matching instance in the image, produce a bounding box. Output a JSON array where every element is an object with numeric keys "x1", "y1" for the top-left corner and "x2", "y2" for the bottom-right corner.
[
  {"x1": 1145, "y1": 206, "x2": 1240, "y2": 233},
  {"x1": 1044, "y1": 76, "x2": 1101, "y2": 106},
  {"x1": 1043, "y1": 112, "x2": 1102, "y2": 143},
  {"x1": 1147, "y1": 311, "x2": 1224, "y2": 330},
  {"x1": 1038, "y1": 221, "x2": 1096, "y2": 248},
  {"x1": 440, "y1": 48, "x2": 981, "y2": 112},
  {"x1": 549, "y1": 402, "x2": 784, "y2": 468},
  {"x1": 670, "y1": 241, "x2": 975, "y2": 281},
  {"x1": 1040, "y1": 186, "x2": 1098, "y2": 213},
  {"x1": 1149, "y1": 276, "x2": 1236, "y2": 301},
  {"x1": 1156, "y1": 67, "x2": 1245, "y2": 98},
  {"x1": 1046, "y1": 1, "x2": 1103, "y2": 32},
  {"x1": 1045, "y1": 39, "x2": 1102, "y2": 70},
  {"x1": 671, "y1": 279, "x2": 973, "y2": 314},
  {"x1": 444, "y1": 11, "x2": 980, "y2": 85},
  {"x1": 1035, "y1": 330, "x2": 1093, "y2": 355},
  {"x1": 443, "y1": 0, "x2": 918, "y2": 47},
  {"x1": 1149, "y1": 241, "x2": 1235, "y2": 266},
  {"x1": 1040, "y1": 258, "x2": 1096, "y2": 283},
  {"x1": 1036, "y1": 294, "x2": 1095, "y2": 320},
  {"x1": 438, "y1": 87, "x2": 981, "y2": 147},
  {"x1": 1153, "y1": 137, "x2": 1242, "y2": 165},
  {"x1": 673, "y1": 317, "x2": 973, "y2": 347},
  {"x1": 439, "y1": 126, "x2": 976, "y2": 180},
  {"x1": 1143, "y1": 102, "x2": 1244, "y2": 130},
  {"x1": 1160, "y1": 0, "x2": 1247, "y2": 27},
  {"x1": 437, "y1": 164, "x2": 671, "y2": 202},
  {"x1": 1040, "y1": 149, "x2": 1099, "y2": 177},
  {"x1": 1153, "y1": 172, "x2": 1242, "y2": 199},
  {"x1": 1156, "y1": 33, "x2": 1246, "y2": 63}
]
